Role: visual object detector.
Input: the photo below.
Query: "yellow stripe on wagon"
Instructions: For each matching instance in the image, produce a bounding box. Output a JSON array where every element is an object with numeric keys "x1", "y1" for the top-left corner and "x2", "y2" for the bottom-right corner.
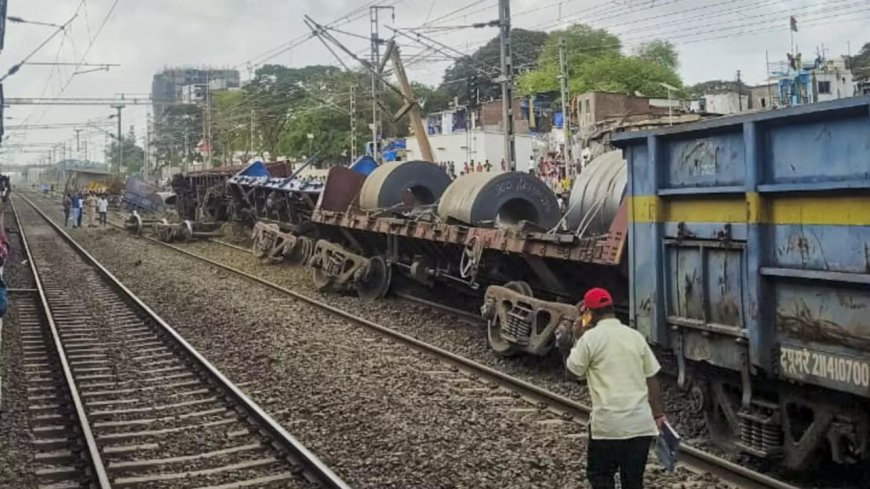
[{"x1": 628, "y1": 194, "x2": 870, "y2": 226}]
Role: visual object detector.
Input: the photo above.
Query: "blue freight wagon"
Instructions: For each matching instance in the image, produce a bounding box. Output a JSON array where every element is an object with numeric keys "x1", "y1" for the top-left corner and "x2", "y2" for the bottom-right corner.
[{"x1": 613, "y1": 96, "x2": 870, "y2": 469}]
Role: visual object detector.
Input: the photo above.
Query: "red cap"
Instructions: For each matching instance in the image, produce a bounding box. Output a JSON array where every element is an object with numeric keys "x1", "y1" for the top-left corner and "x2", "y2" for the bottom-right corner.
[{"x1": 583, "y1": 288, "x2": 613, "y2": 310}]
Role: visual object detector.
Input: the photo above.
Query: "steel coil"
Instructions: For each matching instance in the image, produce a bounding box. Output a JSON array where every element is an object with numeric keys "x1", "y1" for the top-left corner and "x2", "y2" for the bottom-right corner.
[
  {"x1": 358, "y1": 161, "x2": 451, "y2": 211},
  {"x1": 564, "y1": 150, "x2": 627, "y2": 236},
  {"x1": 437, "y1": 172, "x2": 561, "y2": 229}
]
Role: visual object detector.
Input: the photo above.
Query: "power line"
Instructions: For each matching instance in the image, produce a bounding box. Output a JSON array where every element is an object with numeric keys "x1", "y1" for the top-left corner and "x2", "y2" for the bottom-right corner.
[{"x1": 0, "y1": 14, "x2": 77, "y2": 82}]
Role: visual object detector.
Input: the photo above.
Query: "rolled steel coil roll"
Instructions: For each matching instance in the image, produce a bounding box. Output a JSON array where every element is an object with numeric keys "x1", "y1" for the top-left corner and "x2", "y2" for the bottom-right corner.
[
  {"x1": 437, "y1": 172, "x2": 561, "y2": 229},
  {"x1": 359, "y1": 161, "x2": 452, "y2": 211},
  {"x1": 564, "y1": 150, "x2": 627, "y2": 236}
]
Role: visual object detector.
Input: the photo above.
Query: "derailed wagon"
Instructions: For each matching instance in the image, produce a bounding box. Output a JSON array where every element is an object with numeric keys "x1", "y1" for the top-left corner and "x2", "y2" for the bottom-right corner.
[
  {"x1": 171, "y1": 161, "x2": 293, "y2": 222},
  {"x1": 306, "y1": 158, "x2": 628, "y2": 356},
  {"x1": 243, "y1": 157, "x2": 378, "y2": 261},
  {"x1": 292, "y1": 96, "x2": 870, "y2": 470}
]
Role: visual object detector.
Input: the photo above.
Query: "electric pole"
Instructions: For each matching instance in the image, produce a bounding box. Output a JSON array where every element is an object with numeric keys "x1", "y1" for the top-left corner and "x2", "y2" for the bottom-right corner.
[
  {"x1": 111, "y1": 104, "x2": 125, "y2": 176},
  {"x1": 75, "y1": 128, "x2": 82, "y2": 159},
  {"x1": 350, "y1": 85, "x2": 357, "y2": 162},
  {"x1": 205, "y1": 71, "x2": 213, "y2": 167},
  {"x1": 737, "y1": 70, "x2": 743, "y2": 112},
  {"x1": 497, "y1": 0, "x2": 516, "y2": 171},
  {"x1": 249, "y1": 110, "x2": 255, "y2": 158},
  {"x1": 558, "y1": 36, "x2": 572, "y2": 176},
  {"x1": 370, "y1": 6, "x2": 394, "y2": 164},
  {"x1": 144, "y1": 108, "x2": 151, "y2": 181}
]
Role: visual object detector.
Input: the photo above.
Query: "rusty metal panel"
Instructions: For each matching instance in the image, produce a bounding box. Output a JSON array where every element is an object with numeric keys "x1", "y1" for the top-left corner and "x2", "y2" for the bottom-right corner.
[
  {"x1": 311, "y1": 205, "x2": 626, "y2": 266},
  {"x1": 317, "y1": 166, "x2": 367, "y2": 212}
]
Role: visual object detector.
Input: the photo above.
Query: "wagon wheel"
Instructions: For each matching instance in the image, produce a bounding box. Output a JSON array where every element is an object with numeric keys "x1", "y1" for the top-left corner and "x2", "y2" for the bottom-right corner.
[
  {"x1": 356, "y1": 256, "x2": 392, "y2": 301},
  {"x1": 504, "y1": 280, "x2": 533, "y2": 297},
  {"x1": 128, "y1": 213, "x2": 143, "y2": 235},
  {"x1": 486, "y1": 281, "x2": 531, "y2": 357},
  {"x1": 181, "y1": 220, "x2": 195, "y2": 242},
  {"x1": 284, "y1": 237, "x2": 314, "y2": 267},
  {"x1": 311, "y1": 267, "x2": 333, "y2": 291}
]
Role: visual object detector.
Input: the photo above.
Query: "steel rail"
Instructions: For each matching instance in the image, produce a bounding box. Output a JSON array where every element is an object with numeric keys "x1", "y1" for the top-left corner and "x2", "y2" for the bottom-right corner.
[
  {"x1": 10, "y1": 198, "x2": 113, "y2": 488},
  {"x1": 95, "y1": 216, "x2": 800, "y2": 489},
  {"x1": 20, "y1": 195, "x2": 352, "y2": 489}
]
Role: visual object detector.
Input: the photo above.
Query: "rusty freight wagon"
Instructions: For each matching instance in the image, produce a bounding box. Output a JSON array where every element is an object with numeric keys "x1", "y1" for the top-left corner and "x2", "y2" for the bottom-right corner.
[
  {"x1": 300, "y1": 158, "x2": 629, "y2": 357},
  {"x1": 171, "y1": 161, "x2": 293, "y2": 222},
  {"x1": 613, "y1": 96, "x2": 870, "y2": 470}
]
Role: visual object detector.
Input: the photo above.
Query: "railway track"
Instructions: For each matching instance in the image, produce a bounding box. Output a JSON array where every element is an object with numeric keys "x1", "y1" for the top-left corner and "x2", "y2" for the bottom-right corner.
[
  {"x1": 15, "y1": 195, "x2": 350, "y2": 489},
  {"x1": 62, "y1": 209, "x2": 801, "y2": 489}
]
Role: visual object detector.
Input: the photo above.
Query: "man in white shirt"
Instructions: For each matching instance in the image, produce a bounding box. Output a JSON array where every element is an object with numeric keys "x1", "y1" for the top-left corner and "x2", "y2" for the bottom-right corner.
[
  {"x1": 565, "y1": 288, "x2": 666, "y2": 489},
  {"x1": 97, "y1": 195, "x2": 109, "y2": 227}
]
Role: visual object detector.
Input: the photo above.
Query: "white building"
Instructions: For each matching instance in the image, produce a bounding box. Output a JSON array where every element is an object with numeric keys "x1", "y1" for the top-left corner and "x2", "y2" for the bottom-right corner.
[
  {"x1": 702, "y1": 92, "x2": 750, "y2": 115},
  {"x1": 405, "y1": 130, "x2": 536, "y2": 173},
  {"x1": 812, "y1": 57, "x2": 854, "y2": 101}
]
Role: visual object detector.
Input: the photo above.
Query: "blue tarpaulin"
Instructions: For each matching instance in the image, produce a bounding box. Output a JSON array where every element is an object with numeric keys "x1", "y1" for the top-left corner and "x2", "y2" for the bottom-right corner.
[{"x1": 349, "y1": 156, "x2": 378, "y2": 176}]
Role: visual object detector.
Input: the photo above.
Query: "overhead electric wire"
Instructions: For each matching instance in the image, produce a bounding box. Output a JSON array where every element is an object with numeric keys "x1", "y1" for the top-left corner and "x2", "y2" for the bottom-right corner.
[{"x1": 0, "y1": 14, "x2": 77, "y2": 82}]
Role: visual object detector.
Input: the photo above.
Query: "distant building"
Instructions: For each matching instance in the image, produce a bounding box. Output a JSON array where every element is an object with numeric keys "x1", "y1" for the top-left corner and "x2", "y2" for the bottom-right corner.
[
  {"x1": 767, "y1": 55, "x2": 855, "y2": 107},
  {"x1": 572, "y1": 92, "x2": 671, "y2": 132},
  {"x1": 700, "y1": 92, "x2": 750, "y2": 115},
  {"x1": 748, "y1": 83, "x2": 781, "y2": 110},
  {"x1": 151, "y1": 67, "x2": 241, "y2": 118}
]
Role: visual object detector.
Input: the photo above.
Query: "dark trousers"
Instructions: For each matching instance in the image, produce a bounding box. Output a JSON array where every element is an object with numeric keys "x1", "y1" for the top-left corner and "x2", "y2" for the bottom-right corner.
[
  {"x1": 99, "y1": 212, "x2": 107, "y2": 226},
  {"x1": 587, "y1": 436, "x2": 653, "y2": 489},
  {"x1": 63, "y1": 209, "x2": 70, "y2": 226},
  {"x1": 77, "y1": 208, "x2": 83, "y2": 227}
]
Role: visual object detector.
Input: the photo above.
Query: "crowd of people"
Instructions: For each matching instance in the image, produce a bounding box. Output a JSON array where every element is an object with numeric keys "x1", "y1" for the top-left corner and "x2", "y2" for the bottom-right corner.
[{"x1": 62, "y1": 192, "x2": 109, "y2": 229}]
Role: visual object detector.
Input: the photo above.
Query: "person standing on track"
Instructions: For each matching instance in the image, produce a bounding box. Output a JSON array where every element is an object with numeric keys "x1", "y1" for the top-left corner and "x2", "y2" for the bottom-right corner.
[
  {"x1": 70, "y1": 193, "x2": 82, "y2": 228},
  {"x1": 62, "y1": 194, "x2": 72, "y2": 227},
  {"x1": 97, "y1": 194, "x2": 109, "y2": 227},
  {"x1": 564, "y1": 287, "x2": 666, "y2": 489},
  {"x1": 85, "y1": 192, "x2": 97, "y2": 228}
]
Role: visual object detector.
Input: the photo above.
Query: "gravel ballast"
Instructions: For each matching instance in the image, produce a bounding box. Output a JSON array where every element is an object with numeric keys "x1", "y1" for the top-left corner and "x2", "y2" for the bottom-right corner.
[
  {"x1": 0, "y1": 204, "x2": 39, "y2": 489},
  {"x1": 20, "y1": 194, "x2": 732, "y2": 488}
]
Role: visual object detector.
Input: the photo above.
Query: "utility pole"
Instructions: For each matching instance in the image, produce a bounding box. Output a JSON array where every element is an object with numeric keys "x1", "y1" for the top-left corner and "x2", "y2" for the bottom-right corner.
[
  {"x1": 497, "y1": 0, "x2": 516, "y2": 171},
  {"x1": 387, "y1": 42, "x2": 434, "y2": 163},
  {"x1": 737, "y1": 70, "x2": 743, "y2": 112},
  {"x1": 558, "y1": 37, "x2": 572, "y2": 177},
  {"x1": 370, "y1": 6, "x2": 394, "y2": 164},
  {"x1": 183, "y1": 126, "x2": 190, "y2": 175},
  {"x1": 350, "y1": 85, "x2": 357, "y2": 162},
  {"x1": 144, "y1": 108, "x2": 151, "y2": 181},
  {"x1": 74, "y1": 128, "x2": 82, "y2": 159},
  {"x1": 111, "y1": 104, "x2": 125, "y2": 176},
  {"x1": 205, "y1": 71, "x2": 213, "y2": 167},
  {"x1": 249, "y1": 110, "x2": 255, "y2": 158}
]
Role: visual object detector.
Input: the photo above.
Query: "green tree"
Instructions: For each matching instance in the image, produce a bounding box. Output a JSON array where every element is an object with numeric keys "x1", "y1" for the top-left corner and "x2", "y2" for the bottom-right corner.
[
  {"x1": 106, "y1": 125, "x2": 145, "y2": 175},
  {"x1": 849, "y1": 42, "x2": 870, "y2": 81},
  {"x1": 571, "y1": 55, "x2": 683, "y2": 97},
  {"x1": 517, "y1": 24, "x2": 682, "y2": 97},
  {"x1": 634, "y1": 40, "x2": 678, "y2": 70},
  {"x1": 441, "y1": 29, "x2": 549, "y2": 103},
  {"x1": 412, "y1": 82, "x2": 450, "y2": 113},
  {"x1": 211, "y1": 90, "x2": 252, "y2": 165},
  {"x1": 152, "y1": 104, "x2": 203, "y2": 171},
  {"x1": 685, "y1": 79, "x2": 747, "y2": 98}
]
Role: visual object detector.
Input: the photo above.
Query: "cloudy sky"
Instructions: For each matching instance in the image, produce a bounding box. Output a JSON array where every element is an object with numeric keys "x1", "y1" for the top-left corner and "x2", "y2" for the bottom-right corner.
[{"x1": 2, "y1": 0, "x2": 866, "y2": 166}]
